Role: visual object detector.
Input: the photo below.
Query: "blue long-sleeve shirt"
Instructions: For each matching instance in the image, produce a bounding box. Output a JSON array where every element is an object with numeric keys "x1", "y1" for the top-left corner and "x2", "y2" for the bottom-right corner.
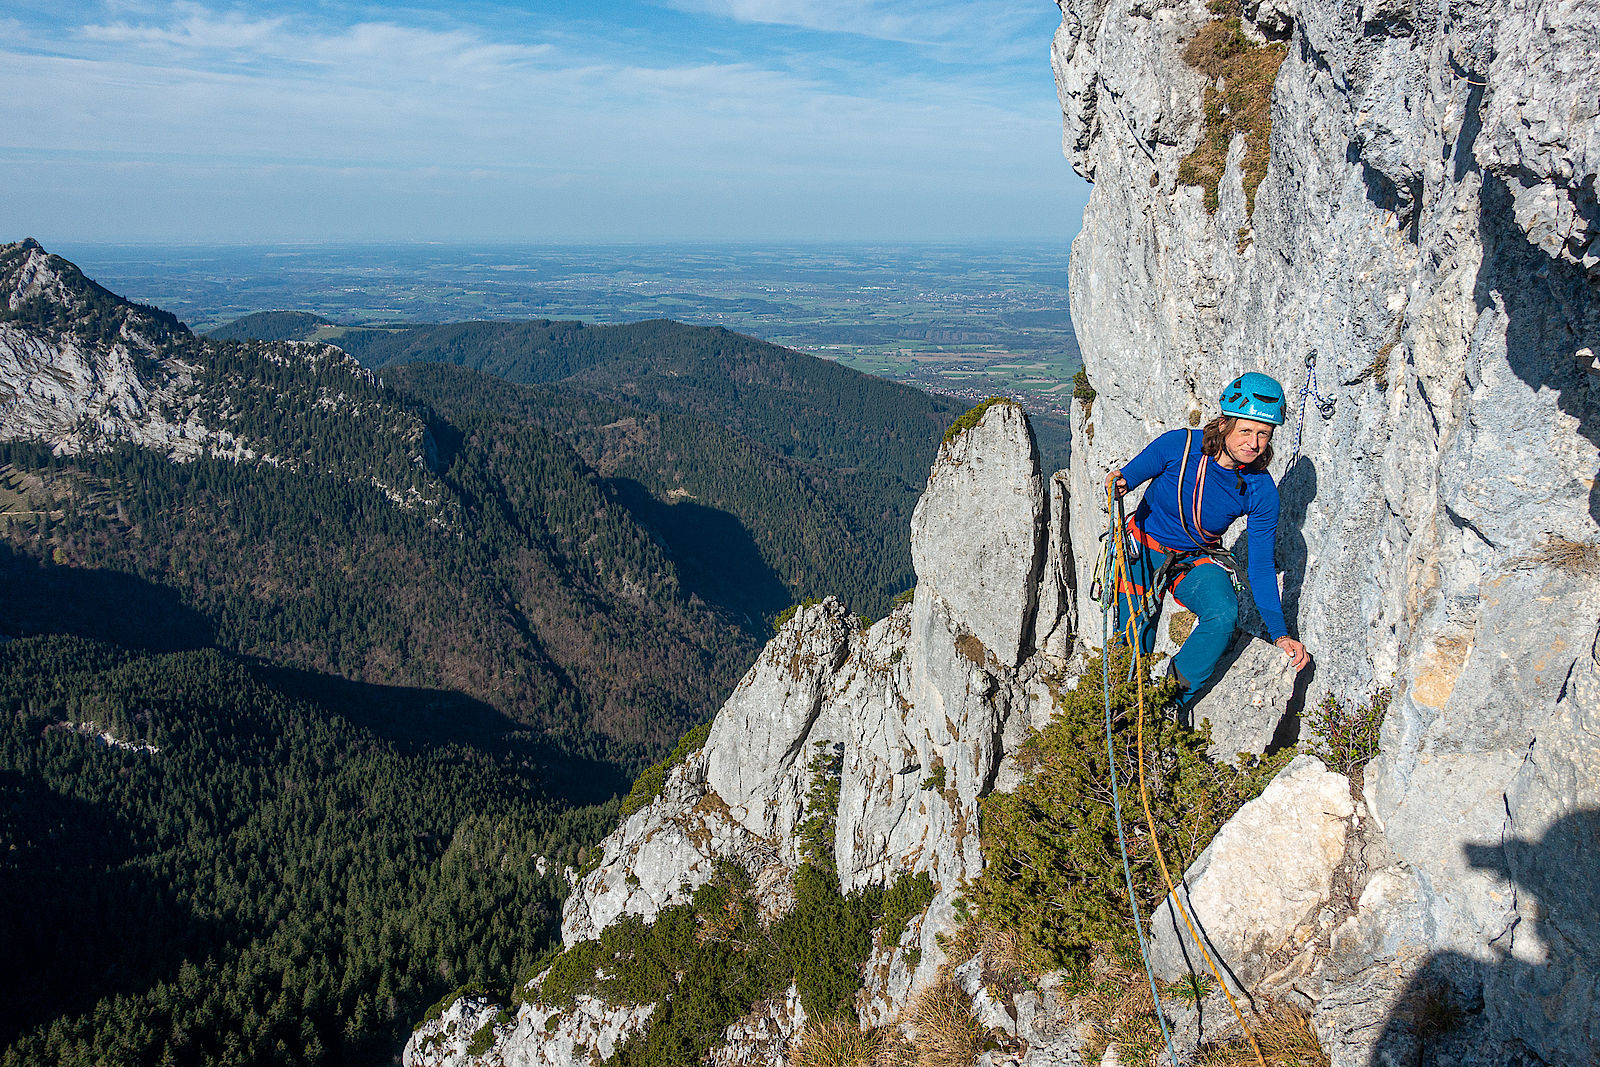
[{"x1": 1121, "y1": 428, "x2": 1289, "y2": 641}]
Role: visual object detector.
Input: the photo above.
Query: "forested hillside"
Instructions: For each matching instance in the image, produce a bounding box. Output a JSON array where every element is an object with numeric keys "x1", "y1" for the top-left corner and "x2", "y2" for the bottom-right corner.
[
  {"x1": 389, "y1": 363, "x2": 921, "y2": 627},
  {"x1": 0, "y1": 242, "x2": 949, "y2": 1065},
  {"x1": 212, "y1": 315, "x2": 978, "y2": 619},
  {"x1": 333, "y1": 318, "x2": 961, "y2": 487},
  {"x1": 0, "y1": 632, "x2": 615, "y2": 1066},
  {"x1": 207, "y1": 309, "x2": 333, "y2": 342},
  {"x1": 0, "y1": 315, "x2": 761, "y2": 760}
]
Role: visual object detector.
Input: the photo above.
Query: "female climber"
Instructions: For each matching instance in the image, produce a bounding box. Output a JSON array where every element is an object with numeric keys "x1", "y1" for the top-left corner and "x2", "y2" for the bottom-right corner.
[{"x1": 1106, "y1": 372, "x2": 1310, "y2": 708}]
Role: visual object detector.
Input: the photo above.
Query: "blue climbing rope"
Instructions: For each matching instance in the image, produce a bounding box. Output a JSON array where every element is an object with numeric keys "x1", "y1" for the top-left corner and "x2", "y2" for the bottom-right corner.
[{"x1": 1100, "y1": 488, "x2": 1181, "y2": 1067}]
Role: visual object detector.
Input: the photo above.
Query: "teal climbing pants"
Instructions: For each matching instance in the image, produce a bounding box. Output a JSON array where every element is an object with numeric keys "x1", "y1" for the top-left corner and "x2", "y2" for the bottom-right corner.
[{"x1": 1113, "y1": 523, "x2": 1239, "y2": 706}]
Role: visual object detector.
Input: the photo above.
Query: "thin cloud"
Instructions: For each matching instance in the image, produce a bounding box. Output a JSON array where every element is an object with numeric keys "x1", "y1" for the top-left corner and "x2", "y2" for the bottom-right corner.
[
  {"x1": 0, "y1": 0, "x2": 1081, "y2": 241},
  {"x1": 78, "y1": 4, "x2": 552, "y2": 80},
  {"x1": 82, "y1": 4, "x2": 287, "y2": 52},
  {"x1": 660, "y1": 0, "x2": 1045, "y2": 58}
]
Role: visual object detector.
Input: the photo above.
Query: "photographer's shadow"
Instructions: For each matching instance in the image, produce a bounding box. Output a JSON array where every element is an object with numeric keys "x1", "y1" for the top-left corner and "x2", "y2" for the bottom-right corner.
[{"x1": 1368, "y1": 808, "x2": 1600, "y2": 1066}]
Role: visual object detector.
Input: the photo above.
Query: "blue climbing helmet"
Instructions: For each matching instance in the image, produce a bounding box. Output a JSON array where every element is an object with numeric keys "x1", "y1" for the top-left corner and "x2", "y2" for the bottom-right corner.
[{"x1": 1219, "y1": 372, "x2": 1287, "y2": 425}]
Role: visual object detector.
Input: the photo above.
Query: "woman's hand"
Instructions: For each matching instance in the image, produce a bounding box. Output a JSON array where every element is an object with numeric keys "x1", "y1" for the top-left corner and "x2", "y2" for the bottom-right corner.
[
  {"x1": 1106, "y1": 468, "x2": 1128, "y2": 499},
  {"x1": 1275, "y1": 636, "x2": 1310, "y2": 671}
]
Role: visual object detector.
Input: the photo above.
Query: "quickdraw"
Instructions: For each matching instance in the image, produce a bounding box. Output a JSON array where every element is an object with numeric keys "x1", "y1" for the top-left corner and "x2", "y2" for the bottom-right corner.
[{"x1": 1288, "y1": 350, "x2": 1336, "y2": 469}]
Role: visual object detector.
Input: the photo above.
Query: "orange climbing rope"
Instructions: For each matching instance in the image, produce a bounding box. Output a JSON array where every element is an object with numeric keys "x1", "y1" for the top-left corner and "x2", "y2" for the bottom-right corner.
[{"x1": 1105, "y1": 481, "x2": 1267, "y2": 1067}]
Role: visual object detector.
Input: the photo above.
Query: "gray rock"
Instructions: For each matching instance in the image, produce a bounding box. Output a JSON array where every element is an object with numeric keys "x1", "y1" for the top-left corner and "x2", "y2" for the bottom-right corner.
[
  {"x1": 1033, "y1": 470, "x2": 1079, "y2": 668},
  {"x1": 911, "y1": 400, "x2": 1046, "y2": 669},
  {"x1": 1148, "y1": 756, "x2": 1354, "y2": 989},
  {"x1": 703, "y1": 598, "x2": 854, "y2": 852},
  {"x1": 1185, "y1": 636, "x2": 1298, "y2": 762},
  {"x1": 1053, "y1": 0, "x2": 1600, "y2": 1059},
  {"x1": 403, "y1": 991, "x2": 654, "y2": 1067},
  {"x1": 708, "y1": 984, "x2": 807, "y2": 1067},
  {"x1": 1476, "y1": 0, "x2": 1600, "y2": 274}
]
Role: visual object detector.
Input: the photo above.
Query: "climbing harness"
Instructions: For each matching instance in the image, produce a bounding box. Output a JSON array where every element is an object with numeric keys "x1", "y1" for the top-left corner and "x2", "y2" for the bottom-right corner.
[
  {"x1": 1091, "y1": 431, "x2": 1243, "y2": 639},
  {"x1": 1288, "y1": 351, "x2": 1336, "y2": 470},
  {"x1": 1101, "y1": 482, "x2": 1268, "y2": 1067}
]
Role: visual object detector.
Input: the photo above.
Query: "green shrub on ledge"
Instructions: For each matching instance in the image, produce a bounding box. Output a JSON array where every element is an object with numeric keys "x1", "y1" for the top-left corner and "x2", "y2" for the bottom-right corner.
[
  {"x1": 943, "y1": 397, "x2": 1015, "y2": 445},
  {"x1": 618, "y1": 719, "x2": 714, "y2": 817},
  {"x1": 529, "y1": 862, "x2": 934, "y2": 1067},
  {"x1": 967, "y1": 646, "x2": 1289, "y2": 975}
]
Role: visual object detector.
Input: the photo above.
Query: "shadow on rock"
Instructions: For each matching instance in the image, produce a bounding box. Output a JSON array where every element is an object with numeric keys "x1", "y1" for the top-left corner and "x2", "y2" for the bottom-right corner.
[
  {"x1": 1368, "y1": 808, "x2": 1600, "y2": 1066},
  {"x1": 1275, "y1": 455, "x2": 1317, "y2": 629},
  {"x1": 1475, "y1": 174, "x2": 1600, "y2": 523}
]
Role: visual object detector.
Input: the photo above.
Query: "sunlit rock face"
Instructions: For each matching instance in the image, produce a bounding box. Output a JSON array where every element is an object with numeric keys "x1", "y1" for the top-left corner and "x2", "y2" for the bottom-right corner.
[
  {"x1": 0, "y1": 239, "x2": 206, "y2": 457},
  {"x1": 0, "y1": 237, "x2": 388, "y2": 468},
  {"x1": 408, "y1": 0, "x2": 1598, "y2": 1058},
  {"x1": 1054, "y1": 0, "x2": 1599, "y2": 1059}
]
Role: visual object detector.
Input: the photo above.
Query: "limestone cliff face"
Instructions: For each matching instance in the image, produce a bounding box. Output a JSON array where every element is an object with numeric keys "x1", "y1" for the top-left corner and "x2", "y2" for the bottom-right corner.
[
  {"x1": 0, "y1": 238, "x2": 398, "y2": 470},
  {"x1": 0, "y1": 239, "x2": 217, "y2": 458},
  {"x1": 1054, "y1": 0, "x2": 1598, "y2": 1060}
]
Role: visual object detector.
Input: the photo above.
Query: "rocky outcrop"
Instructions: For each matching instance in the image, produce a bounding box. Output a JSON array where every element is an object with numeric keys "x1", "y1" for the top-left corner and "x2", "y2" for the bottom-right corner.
[
  {"x1": 0, "y1": 238, "x2": 399, "y2": 474},
  {"x1": 1054, "y1": 0, "x2": 1599, "y2": 1060},
  {"x1": 428, "y1": 400, "x2": 1077, "y2": 1066},
  {"x1": 404, "y1": 992, "x2": 653, "y2": 1067},
  {"x1": 1147, "y1": 755, "x2": 1354, "y2": 989},
  {"x1": 1187, "y1": 636, "x2": 1299, "y2": 762},
  {"x1": 910, "y1": 400, "x2": 1047, "y2": 669},
  {"x1": 0, "y1": 240, "x2": 215, "y2": 458}
]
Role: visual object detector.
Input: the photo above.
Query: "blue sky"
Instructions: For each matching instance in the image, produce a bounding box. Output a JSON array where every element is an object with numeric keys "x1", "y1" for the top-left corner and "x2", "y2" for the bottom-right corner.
[{"x1": 1, "y1": 1, "x2": 1089, "y2": 243}]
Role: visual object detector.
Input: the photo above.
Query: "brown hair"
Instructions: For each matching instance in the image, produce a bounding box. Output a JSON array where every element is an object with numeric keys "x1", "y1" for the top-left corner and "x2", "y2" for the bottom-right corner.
[{"x1": 1200, "y1": 415, "x2": 1274, "y2": 473}]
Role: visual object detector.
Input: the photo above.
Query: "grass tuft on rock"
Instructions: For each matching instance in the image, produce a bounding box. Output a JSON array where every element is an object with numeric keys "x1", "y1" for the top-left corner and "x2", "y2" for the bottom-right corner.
[
  {"x1": 942, "y1": 397, "x2": 1015, "y2": 445},
  {"x1": 1193, "y1": 1002, "x2": 1328, "y2": 1065},
  {"x1": 1533, "y1": 534, "x2": 1600, "y2": 573},
  {"x1": 790, "y1": 1016, "x2": 885, "y2": 1067},
  {"x1": 1072, "y1": 368, "x2": 1097, "y2": 409},
  {"x1": 1176, "y1": 17, "x2": 1288, "y2": 216}
]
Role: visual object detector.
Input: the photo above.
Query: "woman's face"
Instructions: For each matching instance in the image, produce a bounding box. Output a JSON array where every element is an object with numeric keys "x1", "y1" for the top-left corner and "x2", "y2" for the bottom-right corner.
[{"x1": 1222, "y1": 418, "x2": 1275, "y2": 467}]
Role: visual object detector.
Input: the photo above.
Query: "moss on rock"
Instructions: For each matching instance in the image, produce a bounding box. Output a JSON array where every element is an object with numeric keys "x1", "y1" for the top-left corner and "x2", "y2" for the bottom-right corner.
[{"x1": 1176, "y1": 18, "x2": 1288, "y2": 216}]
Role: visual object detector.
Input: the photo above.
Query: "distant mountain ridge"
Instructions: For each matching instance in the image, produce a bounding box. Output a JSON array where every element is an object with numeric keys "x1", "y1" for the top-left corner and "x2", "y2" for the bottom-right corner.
[
  {"x1": 220, "y1": 313, "x2": 964, "y2": 489},
  {"x1": 212, "y1": 309, "x2": 975, "y2": 619},
  {"x1": 0, "y1": 240, "x2": 758, "y2": 760}
]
